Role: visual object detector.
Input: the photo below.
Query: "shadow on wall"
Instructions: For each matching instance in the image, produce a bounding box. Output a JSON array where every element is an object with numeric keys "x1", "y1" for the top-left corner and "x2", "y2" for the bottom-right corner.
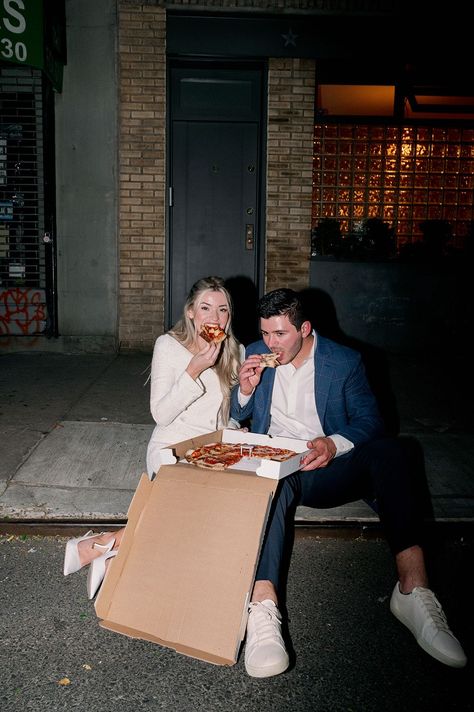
[
  {"x1": 299, "y1": 287, "x2": 400, "y2": 437},
  {"x1": 299, "y1": 286, "x2": 434, "y2": 524},
  {"x1": 225, "y1": 275, "x2": 260, "y2": 347}
]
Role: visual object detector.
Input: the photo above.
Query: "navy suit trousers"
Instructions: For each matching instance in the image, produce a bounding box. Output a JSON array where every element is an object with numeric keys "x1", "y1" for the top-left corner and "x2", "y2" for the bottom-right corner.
[{"x1": 256, "y1": 437, "x2": 425, "y2": 589}]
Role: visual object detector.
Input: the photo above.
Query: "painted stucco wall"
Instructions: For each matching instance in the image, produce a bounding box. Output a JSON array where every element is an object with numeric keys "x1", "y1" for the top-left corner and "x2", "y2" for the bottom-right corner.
[
  {"x1": 54, "y1": 0, "x2": 118, "y2": 351},
  {"x1": 309, "y1": 260, "x2": 470, "y2": 355}
]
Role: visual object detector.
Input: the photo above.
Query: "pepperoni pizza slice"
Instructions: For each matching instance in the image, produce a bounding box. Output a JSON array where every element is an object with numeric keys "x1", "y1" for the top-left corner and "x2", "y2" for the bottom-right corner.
[
  {"x1": 199, "y1": 323, "x2": 227, "y2": 344},
  {"x1": 251, "y1": 444, "x2": 295, "y2": 461},
  {"x1": 185, "y1": 442, "x2": 241, "y2": 470}
]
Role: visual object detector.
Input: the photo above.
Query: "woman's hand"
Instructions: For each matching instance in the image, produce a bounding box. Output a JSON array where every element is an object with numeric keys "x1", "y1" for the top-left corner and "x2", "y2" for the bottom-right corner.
[
  {"x1": 186, "y1": 342, "x2": 222, "y2": 380},
  {"x1": 238, "y1": 354, "x2": 265, "y2": 396}
]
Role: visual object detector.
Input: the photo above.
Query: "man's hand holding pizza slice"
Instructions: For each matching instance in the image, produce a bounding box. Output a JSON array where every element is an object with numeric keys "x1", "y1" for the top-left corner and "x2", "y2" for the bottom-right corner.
[
  {"x1": 259, "y1": 352, "x2": 280, "y2": 368},
  {"x1": 239, "y1": 351, "x2": 280, "y2": 396}
]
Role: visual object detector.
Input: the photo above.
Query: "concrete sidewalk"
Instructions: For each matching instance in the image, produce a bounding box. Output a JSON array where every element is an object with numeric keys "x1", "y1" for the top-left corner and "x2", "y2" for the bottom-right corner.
[{"x1": 0, "y1": 350, "x2": 473, "y2": 524}]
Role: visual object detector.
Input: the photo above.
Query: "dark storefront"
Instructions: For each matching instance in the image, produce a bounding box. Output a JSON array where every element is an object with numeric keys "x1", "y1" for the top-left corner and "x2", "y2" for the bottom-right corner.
[{"x1": 0, "y1": 0, "x2": 65, "y2": 342}]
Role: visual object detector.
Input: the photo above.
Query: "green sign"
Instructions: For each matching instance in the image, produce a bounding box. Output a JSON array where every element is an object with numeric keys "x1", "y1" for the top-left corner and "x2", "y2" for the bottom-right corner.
[{"x1": 0, "y1": 1, "x2": 65, "y2": 91}]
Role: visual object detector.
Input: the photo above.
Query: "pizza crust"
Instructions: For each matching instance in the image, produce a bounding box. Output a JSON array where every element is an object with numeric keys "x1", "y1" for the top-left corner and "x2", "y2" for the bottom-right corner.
[{"x1": 193, "y1": 459, "x2": 227, "y2": 470}]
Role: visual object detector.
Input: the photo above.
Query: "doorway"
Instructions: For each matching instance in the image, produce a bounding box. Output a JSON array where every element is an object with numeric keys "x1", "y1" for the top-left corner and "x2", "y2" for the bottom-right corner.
[{"x1": 167, "y1": 62, "x2": 266, "y2": 343}]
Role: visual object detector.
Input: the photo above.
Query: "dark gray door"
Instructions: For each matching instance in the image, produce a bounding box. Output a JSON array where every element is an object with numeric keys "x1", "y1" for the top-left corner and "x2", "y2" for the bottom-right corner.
[{"x1": 168, "y1": 65, "x2": 264, "y2": 336}]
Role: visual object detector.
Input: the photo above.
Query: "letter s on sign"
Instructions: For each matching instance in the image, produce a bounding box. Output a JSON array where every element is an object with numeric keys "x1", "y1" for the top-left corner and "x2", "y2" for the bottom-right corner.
[{"x1": 3, "y1": 0, "x2": 26, "y2": 34}]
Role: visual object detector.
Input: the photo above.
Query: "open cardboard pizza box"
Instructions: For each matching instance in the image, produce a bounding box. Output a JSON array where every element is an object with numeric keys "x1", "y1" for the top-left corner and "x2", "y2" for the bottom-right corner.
[
  {"x1": 157, "y1": 427, "x2": 310, "y2": 480},
  {"x1": 95, "y1": 429, "x2": 308, "y2": 666}
]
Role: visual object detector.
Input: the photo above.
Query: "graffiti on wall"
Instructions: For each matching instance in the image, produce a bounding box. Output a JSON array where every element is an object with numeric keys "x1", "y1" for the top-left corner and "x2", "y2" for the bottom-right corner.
[{"x1": 0, "y1": 287, "x2": 47, "y2": 345}]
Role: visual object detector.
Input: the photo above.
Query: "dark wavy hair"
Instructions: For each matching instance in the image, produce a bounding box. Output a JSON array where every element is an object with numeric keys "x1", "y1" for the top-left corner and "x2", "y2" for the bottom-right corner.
[{"x1": 257, "y1": 288, "x2": 307, "y2": 330}]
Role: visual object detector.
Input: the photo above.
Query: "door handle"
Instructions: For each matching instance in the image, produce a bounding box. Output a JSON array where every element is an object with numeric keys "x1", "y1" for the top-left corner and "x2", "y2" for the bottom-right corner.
[{"x1": 245, "y1": 224, "x2": 254, "y2": 250}]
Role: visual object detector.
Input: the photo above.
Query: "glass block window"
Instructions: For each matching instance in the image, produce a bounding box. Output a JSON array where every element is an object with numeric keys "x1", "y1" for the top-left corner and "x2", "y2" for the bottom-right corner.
[{"x1": 312, "y1": 124, "x2": 474, "y2": 251}]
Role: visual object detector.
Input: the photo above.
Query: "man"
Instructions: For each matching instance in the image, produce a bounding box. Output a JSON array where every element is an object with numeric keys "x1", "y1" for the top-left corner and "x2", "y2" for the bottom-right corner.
[{"x1": 230, "y1": 288, "x2": 466, "y2": 678}]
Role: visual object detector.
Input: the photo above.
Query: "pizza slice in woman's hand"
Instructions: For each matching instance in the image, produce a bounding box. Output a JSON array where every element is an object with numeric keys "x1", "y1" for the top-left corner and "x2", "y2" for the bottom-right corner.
[{"x1": 200, "y1": 323, "x2": 227, "y2": 344}]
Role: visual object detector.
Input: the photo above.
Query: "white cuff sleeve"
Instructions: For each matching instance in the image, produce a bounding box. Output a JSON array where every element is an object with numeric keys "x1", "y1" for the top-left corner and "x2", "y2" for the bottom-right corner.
[
  {"x1": 328, "y1": 434, "x2": 354, "y2": 457},
  {"x1": 237, "y1": 388, "x2": 253, "y2": 407}
]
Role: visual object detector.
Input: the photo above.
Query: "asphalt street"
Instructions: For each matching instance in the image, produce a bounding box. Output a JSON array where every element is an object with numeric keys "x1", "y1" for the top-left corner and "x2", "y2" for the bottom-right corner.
[{"x1": 1, "y1": 531, "x2": 472, "y2": 712}]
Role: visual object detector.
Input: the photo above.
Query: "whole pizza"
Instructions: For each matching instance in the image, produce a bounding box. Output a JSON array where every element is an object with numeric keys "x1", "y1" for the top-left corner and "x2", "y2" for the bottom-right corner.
[{"x1": 185, "y1": 441, "x2": 296, "y2": 470}]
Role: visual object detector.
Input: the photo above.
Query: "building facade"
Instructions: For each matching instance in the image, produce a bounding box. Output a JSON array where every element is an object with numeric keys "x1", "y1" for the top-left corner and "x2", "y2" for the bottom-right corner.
[{"x1": 1, "y1": 1, "x2": 471, "y2": 352}]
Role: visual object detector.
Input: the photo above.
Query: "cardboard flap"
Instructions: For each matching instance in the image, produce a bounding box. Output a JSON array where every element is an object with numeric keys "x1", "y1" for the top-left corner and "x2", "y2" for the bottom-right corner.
[
  {"x1": 95, "y1": 473, "x2": 153, "y2": 620},
  {"x1": 169, "y1": 430, "x2": 223, "y2": 460},
  {"x1": 95, "y1": 465, "x2": 274, "y2": 665},
  {"x1": 98, "y1": 619, "x2": 237, "y2": 666},
  {"x1": 256, "y1": 450, "x2": 309, "y2": 479},
  {"x1": 157, "y1": 463, "x2": 279, "y2": 493},
  {"x1": 155, "y1": 448, "x2": 178, "y2": 468}
]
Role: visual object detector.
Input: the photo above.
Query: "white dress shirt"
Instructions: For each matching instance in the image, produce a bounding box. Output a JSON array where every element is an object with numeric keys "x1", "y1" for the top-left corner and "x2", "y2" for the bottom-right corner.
[{"x1": 240, "y1": 332, "x2": 353, "y2": 456}]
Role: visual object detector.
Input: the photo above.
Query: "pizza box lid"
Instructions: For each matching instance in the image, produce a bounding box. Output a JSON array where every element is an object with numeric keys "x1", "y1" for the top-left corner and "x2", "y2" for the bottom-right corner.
[
  {"x1": 95, "y1": 465, "x2": 276, "y2": 665},
  {"x1": 155, "y1": 428, "x2": 310, "y2": 481}
]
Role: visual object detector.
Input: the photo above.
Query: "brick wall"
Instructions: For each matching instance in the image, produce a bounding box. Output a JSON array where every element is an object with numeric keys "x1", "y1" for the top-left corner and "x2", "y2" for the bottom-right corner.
[
  {"x1": 117, "y1": 6, "x2": 315, "y2": 349},
  {"x1": 118, "y1": 3, "x2": 166, "y2": 351},
  {"x1": 265, "y1": 58, "x2": 315, "y2": 292}
]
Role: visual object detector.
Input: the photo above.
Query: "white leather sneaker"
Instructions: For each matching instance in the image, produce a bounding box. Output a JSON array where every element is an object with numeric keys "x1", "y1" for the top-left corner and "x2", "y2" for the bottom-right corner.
[
  {"x1": 390, "y1": 582, "x2": 467, "y2": 668},
  {"x1": 244, "y1": 600, "x2": 290, "y2": 678}
]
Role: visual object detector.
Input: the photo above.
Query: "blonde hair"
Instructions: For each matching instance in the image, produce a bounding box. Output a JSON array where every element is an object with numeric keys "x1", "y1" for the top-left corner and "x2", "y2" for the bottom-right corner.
[{"x1": 170, "y1": 276, "x2": 241, "y2": 423}]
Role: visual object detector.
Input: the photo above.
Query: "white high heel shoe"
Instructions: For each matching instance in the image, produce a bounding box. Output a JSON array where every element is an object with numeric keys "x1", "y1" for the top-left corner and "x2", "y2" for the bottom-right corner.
[
  {"x1": 63, "y1": 531, "x2": 114, "y2": 576},
  {"x1": 87, "y1": 547, "x2": 118, "y2": 599}
]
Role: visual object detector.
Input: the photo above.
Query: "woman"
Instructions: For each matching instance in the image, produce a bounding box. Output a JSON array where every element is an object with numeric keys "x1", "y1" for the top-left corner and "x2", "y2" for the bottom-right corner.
[{"x1": 63, "y1": 276, "x2": 244, "y2": 598}]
